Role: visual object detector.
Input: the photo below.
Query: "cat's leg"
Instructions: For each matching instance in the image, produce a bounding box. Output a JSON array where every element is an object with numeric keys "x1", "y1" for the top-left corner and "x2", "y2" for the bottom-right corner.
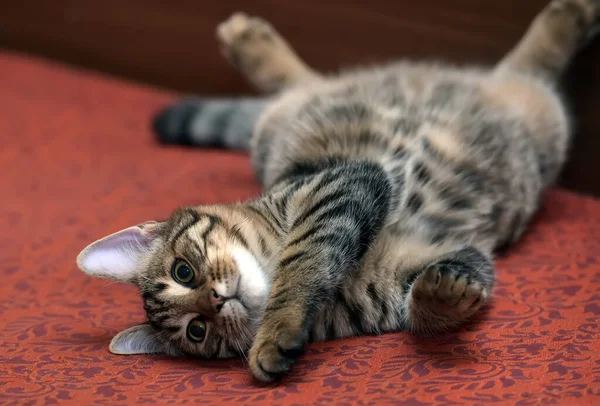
[
  {"x1": 247, "y1": 161, "x2": 392, "y2": 382},
  {"x1": 217, "y1": 13, "x2": 322, "y2": 93},
  {"x1": 152, "y1": 14, "x2": 320, "y2": 145},
  {"x1": 498, "y1": 0, "x2": 599, "y2": 80},
  {"x1": 152, "y1": 97, "x2": 268, "y2": 148},
  {"x1": 403, "y1": 246, "x2": 495, "y2": 335},
  {"x1": 490, "y1": 0, "x2": 596, "y2": 193}
]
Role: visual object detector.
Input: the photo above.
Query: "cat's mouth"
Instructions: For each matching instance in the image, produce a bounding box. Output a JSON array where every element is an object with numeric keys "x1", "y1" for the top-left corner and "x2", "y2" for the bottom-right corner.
[
  {"x1": 232, "y1": 296, "x2": 250, "y2": 312},
  {"x1": 231, "y1": 275, "x2": 251, "y2": 311},
  {"x1": 230, "y1": 275, "x2": 250, "y2": 311},
  {"x1": 230, "y1": 246, "x2": 269, "y2": 316},
  {"x1": 215, "y1": 275, "x2": 250, "y2": 316}
]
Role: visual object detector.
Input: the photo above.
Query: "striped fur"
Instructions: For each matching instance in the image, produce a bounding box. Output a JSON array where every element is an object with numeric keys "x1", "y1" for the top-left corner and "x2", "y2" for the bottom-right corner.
[{"x1": 78, "y1": 1, "x2": 600, "y2": 382}]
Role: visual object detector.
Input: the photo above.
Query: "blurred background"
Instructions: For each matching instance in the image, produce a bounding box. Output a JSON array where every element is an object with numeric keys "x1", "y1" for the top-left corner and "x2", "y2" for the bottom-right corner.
[{"x1": 1, "y1": 0, "x2": 599, "y2": 196}]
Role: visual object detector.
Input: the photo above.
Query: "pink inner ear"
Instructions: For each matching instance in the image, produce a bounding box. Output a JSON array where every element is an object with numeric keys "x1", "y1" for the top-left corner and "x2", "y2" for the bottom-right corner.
[
  {"x1": 103, "y1": 227, "x2": 146, "y2": 247},
  {"x1": 109, "y1": 323, "x2": 167, "y2": 355},
  {"x1": 76, "y1": 225, "x2": 155, "y2": 282}
]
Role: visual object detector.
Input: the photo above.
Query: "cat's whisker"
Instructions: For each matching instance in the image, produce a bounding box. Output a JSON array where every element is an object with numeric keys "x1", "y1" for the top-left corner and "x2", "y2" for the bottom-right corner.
[{"x1": 102, "y1": 281, "x2": 120, "y2": 288}]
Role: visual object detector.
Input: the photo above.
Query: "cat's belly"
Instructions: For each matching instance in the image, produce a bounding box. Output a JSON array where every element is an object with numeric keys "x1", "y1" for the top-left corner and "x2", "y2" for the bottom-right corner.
[{"x1": 253, "y1": 65, "x2": 563, "y2": 252}]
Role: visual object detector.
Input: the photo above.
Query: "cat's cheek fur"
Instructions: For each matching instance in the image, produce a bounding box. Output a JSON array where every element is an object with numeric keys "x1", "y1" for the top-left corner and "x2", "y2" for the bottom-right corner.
[{"x1": 163, "y1": 278, "x2": 194, "y2": 297}]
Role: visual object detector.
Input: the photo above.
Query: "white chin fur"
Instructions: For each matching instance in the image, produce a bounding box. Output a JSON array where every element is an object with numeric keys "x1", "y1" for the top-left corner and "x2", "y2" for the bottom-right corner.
[{"x1": 231, "y1": 246, "x2": 269, "y2": 311}]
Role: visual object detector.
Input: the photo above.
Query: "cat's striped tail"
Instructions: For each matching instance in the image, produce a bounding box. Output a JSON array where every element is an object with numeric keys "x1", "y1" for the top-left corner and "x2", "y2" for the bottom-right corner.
[{"x1": 152, "y1": 97, "x2": 269, "y2": 150}]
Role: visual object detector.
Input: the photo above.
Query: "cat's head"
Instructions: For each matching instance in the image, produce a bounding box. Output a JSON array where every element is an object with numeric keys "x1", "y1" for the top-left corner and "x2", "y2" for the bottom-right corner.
[{"x1": 76, "y1": 206, "x2": 271, "y2": 358}]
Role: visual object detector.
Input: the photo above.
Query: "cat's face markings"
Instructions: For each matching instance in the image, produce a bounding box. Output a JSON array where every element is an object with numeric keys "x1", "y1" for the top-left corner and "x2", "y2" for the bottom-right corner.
[
  {"x1": 138, "y1": 209, "x2": 270, "y2": 358},
  {"x1": 77, "y1": 206, "x2": 271, "y2": 359}
]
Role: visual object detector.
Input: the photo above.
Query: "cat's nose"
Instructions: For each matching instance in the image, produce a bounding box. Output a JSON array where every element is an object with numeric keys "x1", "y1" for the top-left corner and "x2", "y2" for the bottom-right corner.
[{"x1": 210, "y1": 289, "x2": 224, "y2": 313}]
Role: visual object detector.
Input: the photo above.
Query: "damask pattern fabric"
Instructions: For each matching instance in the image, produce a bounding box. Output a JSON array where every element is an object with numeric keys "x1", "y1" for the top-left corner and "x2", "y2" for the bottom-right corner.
[{"x1": 1, "y1": 52, "x2": 599, "y2": 405}]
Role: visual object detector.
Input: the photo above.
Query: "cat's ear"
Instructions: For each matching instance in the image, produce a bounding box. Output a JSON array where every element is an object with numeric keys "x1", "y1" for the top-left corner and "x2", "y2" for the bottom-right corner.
[
  {"x1": 109, "y1": 323, "x2": 168, "y2": 355},
  {"x1": 76, "y1": 221, "x2": 161, "y2": 284}
]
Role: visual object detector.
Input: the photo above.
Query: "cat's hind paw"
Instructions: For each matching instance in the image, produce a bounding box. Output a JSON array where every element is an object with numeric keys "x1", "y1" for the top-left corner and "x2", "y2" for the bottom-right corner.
[{"x1": 405, "y1": 246, "x2": 494, "y2": 335}]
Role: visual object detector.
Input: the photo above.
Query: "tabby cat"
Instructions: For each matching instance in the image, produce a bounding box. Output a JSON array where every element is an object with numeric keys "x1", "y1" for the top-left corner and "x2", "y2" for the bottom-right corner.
[{"x1": 77, "y1": 0, "x2": 599, "y2": 382}]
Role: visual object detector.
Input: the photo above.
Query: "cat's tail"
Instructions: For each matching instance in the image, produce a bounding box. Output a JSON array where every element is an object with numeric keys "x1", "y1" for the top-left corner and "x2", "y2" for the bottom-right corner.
[{"x1": 152, "y1": 97, "x2": 269, "y2": 150}]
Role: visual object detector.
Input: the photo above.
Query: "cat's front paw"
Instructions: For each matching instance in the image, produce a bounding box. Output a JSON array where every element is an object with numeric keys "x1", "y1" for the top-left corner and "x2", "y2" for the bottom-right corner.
[{"x1": 248, "y1": 316, "x2": 307, "y2": 382}]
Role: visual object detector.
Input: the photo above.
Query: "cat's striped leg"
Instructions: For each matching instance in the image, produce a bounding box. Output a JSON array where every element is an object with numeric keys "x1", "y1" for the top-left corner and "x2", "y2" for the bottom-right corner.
[
  {"x1": 217, "y1": 13, "x2": 322, "y2": 93},
  {"x1": 403, "y1": 246, "x2": 495, "y2": 335},
  {"x1": 498, "y1": 0, "x2": 600, "y2": 80},
  {"x1": 247, "y1": 160, "x2": 392, "y2": 382}
]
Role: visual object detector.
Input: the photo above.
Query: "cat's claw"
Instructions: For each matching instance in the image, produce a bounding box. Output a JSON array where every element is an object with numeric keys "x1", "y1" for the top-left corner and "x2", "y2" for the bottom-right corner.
[
  {"x1": 406, "y1": 257, "x2": 491, "y2": 335},
  {"x1": 413, "y1": 264, "x2": 487, "y2": 312}
]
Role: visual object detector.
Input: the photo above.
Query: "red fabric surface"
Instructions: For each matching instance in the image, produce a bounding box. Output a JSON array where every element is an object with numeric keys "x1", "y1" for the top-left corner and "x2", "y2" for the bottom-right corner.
[{"x1": 1, "y1": 50, "x2": 600, "y2": 405}]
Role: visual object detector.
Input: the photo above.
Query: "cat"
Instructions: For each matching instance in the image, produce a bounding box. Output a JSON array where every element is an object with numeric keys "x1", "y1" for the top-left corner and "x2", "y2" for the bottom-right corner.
[{"x1": 76, "y1": 0, "x2": 599, "y2": 383}]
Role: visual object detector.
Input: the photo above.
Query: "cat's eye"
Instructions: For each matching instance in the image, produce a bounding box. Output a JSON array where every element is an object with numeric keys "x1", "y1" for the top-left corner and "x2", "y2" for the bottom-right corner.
[
  {"x1": 172, "y1": 259, "x2": 194, "y2": 285},
  {"x1": 187, "y1": 318, "x2": 206, "y2": 342}
]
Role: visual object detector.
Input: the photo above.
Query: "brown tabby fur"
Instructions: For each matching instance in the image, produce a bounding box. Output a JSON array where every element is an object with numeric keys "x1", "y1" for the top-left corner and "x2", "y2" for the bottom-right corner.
[{"x1": 77, "y1": 0, "x2": 600, "y2": 383}]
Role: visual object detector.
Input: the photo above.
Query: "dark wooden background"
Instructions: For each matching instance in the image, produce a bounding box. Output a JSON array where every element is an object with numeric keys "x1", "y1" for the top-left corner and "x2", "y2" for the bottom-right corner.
[{"x1": 1, "y1": 0, "x2": 598, "y2": 196}]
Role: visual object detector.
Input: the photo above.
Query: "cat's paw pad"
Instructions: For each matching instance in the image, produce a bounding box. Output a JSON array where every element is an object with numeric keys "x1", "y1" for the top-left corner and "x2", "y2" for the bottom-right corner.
[
  {"x1": 248, "y1": 322, "x2": 306, "y2": 382},
  {"x1": 216, "y1": 13, "x2": 277, "y2": 67},
  {"x1": 410, "y1": 263, "x2": 488, "y2": 321}
]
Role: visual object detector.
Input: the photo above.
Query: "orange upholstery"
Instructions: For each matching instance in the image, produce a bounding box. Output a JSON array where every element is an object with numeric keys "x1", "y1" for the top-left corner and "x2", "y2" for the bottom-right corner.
[{"x1": 2, "y1": 51, "x2": 600, "y2": 405}]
